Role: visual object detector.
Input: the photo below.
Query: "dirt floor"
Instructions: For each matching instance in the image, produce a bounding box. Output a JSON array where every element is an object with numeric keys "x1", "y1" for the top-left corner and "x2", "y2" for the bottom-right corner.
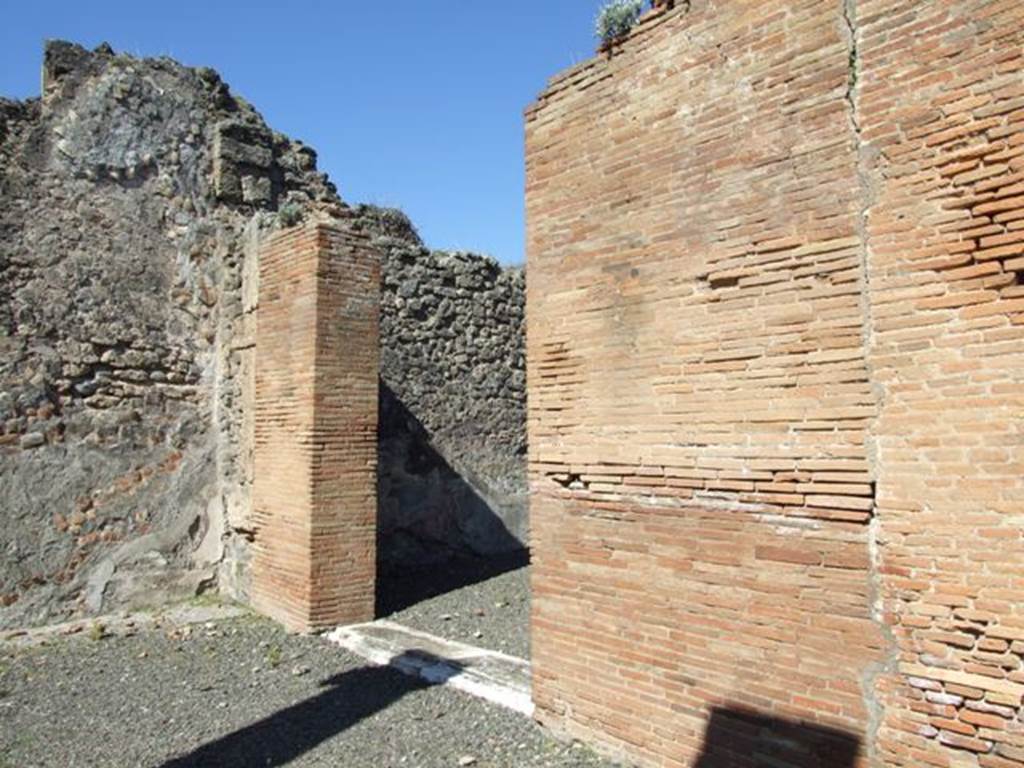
[
  {"x1": 385, "y1": 558, "x2": 531, "y2": 659},
  {"x1": 1, "y1": 564, "x2": 617, "y2": 768}
]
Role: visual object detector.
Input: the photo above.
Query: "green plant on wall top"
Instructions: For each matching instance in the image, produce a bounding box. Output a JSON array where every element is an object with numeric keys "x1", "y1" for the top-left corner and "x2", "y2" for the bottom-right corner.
[
  {"x1": 595, "y1": 0, "x2": 644, "y2": 46},
  {"x1": 277, "y1": 201, "x2": 304, "y2": 228}
]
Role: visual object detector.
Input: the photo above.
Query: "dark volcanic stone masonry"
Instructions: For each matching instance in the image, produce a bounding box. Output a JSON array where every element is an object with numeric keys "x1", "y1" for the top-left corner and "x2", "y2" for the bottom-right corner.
[
  {"x1": 357, "y1": 206, "x2": 527, "y2": 568},
  {"x1": 0, "y1": 41, "x2": 527, "y2": 630},
  {"x1": 0, "y1": 40, "x2": 340, "y2": 630}
]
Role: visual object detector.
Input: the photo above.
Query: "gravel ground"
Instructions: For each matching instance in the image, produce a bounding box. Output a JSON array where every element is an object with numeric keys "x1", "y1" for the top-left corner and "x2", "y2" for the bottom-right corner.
[
  {"x1": 385, "y1": 562, "x2": 530, "y2": 659},
  {"x1": 0, "y1": 610, "x2": 615, "y2": 768}
]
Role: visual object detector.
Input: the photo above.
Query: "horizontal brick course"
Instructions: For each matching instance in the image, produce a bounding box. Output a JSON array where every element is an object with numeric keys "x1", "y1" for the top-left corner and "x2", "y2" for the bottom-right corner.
[
  {"x1": 859, "y1": 1, "x2": 1024, "y2": 765},
  {"x1": 526, "y1": 1, "x2": 1024, "y2": 766},
  {"x1": 251, "y1": 219, "x2": 379, "y2": 633}
]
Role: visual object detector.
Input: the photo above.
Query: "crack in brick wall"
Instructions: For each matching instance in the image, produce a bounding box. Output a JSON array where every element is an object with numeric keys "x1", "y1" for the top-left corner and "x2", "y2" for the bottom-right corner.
[
  {"x1": 841, "y1": 3, "x2": 900, "y2": 764},
  {"x1": 525, "y1": 1, "x2": 1023, "y2": 766},
  {"x1": 857, "y1": 1, "x2": 1024, "y2": 764}
]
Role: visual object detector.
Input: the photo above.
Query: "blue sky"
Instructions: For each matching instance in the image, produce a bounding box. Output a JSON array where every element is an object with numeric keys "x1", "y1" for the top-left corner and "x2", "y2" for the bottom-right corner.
[{"x1": 0, "y1": 1, "x2": 609, "y2": 265}]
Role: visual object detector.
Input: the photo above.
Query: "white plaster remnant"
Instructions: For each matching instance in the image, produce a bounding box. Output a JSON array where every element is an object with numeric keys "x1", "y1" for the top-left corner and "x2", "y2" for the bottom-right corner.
[{"x1": 326, "y1": 620, "x2": 534, "y2": 716}]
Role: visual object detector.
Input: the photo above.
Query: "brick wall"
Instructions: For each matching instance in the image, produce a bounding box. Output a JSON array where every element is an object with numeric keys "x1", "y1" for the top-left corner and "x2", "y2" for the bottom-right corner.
[
  {"x1": 857, "y1": 2, "x2": 1024, "y2": 765},
  {"x1": 525, "y1": 1, "x2": 1023, "y2": 767},
  {"x1": 251, "y1": 218, "x2": 379, "y2": 633}
]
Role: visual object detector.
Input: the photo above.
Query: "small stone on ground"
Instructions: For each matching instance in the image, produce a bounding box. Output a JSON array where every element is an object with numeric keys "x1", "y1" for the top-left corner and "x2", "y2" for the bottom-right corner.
[
  {"x1": 385, "y1": 562, "x2": 530, "y2": 659},
  {"x1": 0, "y1": 609, "x2": 614, "y2": 768}
]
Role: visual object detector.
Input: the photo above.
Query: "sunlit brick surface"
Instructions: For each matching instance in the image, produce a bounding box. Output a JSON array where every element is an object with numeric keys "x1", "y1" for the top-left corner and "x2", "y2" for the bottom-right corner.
[
  {"x1": 525, "y1": 2, "x2": 1023, "y2": 766},
  {"x1": 859, "y1": 2, "x2": 1024, "y2": 765},
  {"x1": 251, "y1": 220, "x2": 379, "y2": 633}
]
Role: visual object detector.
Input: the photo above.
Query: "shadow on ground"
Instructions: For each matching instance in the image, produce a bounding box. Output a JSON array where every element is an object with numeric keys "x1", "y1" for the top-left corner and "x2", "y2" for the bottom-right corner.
[
  {"x1": 693, "y1": 707, "x2": 860, "y2": 768},
  {"x1": 158, "y1": 651, "x2": 461, "y2": 768},
  {"x1": 376, "y1": 549, "x2": 529, "y2": 617},
  {"x1": 377, "y1": 380, "x2": 528, "y2": 616}
]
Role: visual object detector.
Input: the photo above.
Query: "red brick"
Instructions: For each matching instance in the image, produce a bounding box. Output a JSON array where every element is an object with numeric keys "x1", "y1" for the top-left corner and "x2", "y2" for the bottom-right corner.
[
  {"x1": 251, "y1": 219, "x2": 379, "y2": 633},
  {"x1": 525, "y1": 2, "x2": 1024, "y2": 767}
]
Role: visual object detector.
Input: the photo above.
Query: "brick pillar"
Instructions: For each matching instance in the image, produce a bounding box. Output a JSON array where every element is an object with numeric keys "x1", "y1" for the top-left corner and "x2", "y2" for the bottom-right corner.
[{"x1": 251, "y1": 218, "x2": 379, "y2": 633}]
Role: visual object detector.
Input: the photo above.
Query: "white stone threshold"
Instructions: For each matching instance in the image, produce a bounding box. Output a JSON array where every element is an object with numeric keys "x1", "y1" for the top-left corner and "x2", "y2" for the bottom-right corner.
[{"x1": 326, "y1": 620, "x2": 534, "y2": 717}]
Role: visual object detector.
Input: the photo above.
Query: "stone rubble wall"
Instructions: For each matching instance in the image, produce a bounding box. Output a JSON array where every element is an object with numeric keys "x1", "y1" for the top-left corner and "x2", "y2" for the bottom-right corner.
[
  {"x1": 525, "y1": 1, "x2": 1024, "y2": 767},
  {"x1": 0, "y1": 42, "x2": 528, "y2": 630},
  {"x1": 0, "y1": 41, "x2": 346, "y2": 630},
  {"x1": 357, "y1": 206, "x2": 528, "y2": 567}
]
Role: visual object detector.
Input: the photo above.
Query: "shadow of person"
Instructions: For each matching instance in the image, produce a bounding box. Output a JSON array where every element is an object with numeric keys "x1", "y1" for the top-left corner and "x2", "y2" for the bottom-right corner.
[
  {"x1": 693, "y1": 707, "x2": 860, "y2": 768},
  {"x1": 158, "y1": 651, "x2": 461, "y2": 768}
]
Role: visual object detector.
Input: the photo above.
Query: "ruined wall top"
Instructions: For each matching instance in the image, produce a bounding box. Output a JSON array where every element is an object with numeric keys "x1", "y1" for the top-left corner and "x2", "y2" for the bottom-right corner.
[
  {"x1": 0, "y1": 39, "x2": 353, "y2": 628},
  {"x1": 1, "y1": 40, "x2": 529, "y2": 627}
]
